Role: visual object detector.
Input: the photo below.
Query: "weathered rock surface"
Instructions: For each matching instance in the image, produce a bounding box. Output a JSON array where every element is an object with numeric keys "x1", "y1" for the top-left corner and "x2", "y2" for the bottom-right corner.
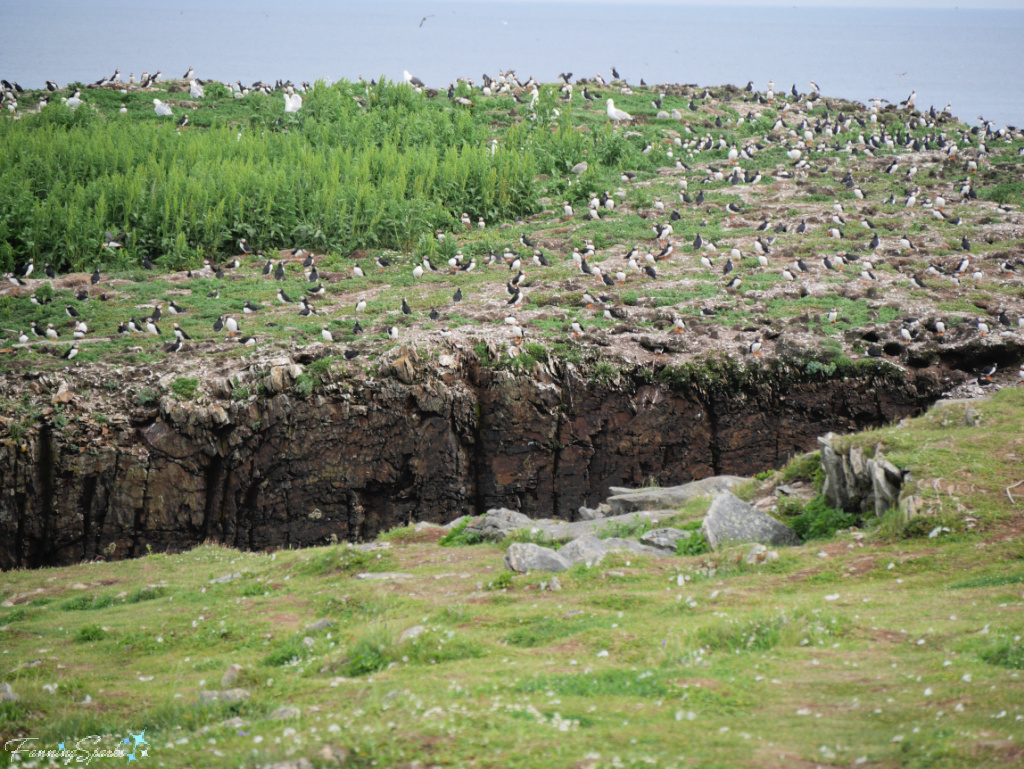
[
  {"x1": 640, "y1": 527, "x2": 694, "y2": 552},
  {"x1": 464, "y1": 509, "x2": 535, "y2": 540},
  {"x1": 559, "y1": 535, "x2": 667, "y2": 566},
  {"x1": 819, "y1": 435, "x2": 908, "y2": 516},
  {"x1": 605, "y1": 476, "x2": 748, "y2": 515},
  {"x1": 503, "y1": 543, "x2": 570, "y2": 573},
  {"x1": 702, "y1": 492, "x2": 801, "y2": 550},
  {"x1": 0, "y1": 683, "x2": 18, "y2": 703},
  {"x1": 0, "y1": 360, "x2": 939, "y2": 569}
]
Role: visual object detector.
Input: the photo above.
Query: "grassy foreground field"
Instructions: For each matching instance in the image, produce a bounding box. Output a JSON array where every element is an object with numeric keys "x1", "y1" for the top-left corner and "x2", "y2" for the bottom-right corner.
[{"x1": 2, "y1": 389, "x2": 1023, "y2": 768}]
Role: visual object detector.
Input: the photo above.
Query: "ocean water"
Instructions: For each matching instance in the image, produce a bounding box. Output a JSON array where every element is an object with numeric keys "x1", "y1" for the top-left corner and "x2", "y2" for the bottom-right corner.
[{"x1": 1, "y1": 1, "x2": 1022, "y2": 127}]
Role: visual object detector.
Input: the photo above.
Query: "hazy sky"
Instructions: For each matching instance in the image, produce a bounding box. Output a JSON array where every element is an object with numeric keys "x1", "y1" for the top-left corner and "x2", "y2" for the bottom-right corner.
[{"x1": 439, "y1": 0, "x2": 1024, "y2": 6}]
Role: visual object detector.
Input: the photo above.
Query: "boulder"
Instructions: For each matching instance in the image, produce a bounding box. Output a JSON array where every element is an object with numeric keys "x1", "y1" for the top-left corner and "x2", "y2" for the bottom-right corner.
[
  {"x1": 605, "y1": 476, "x2": 748, "y2": 515},
  {"x1": 701, "y1": 492, "x2": 801, "y2": 550},
  {"x1": 0, "y1": 683, "x2": 17, "y2": 703},
  {"x1": 399, "y1": 625, "x2": 426, "y2": 643},
  {"x1": 559, "y1": 535, "x2": 667, "y2": 566},
  {"x1": 640, "y1": 527, "x2": 693, "y2": 553},
  {"x1": 269, "y1": 706, "x2": 301, "y2": 720},
  {"x1": 503, "y1": 543, "x2": 570, "y2": 573},
  {"x1": 443, "y1": 515, "x2": 471, "y2": 530},
  {"x1": 464, "y1": 508, "x2": 535, "y2": 540}
]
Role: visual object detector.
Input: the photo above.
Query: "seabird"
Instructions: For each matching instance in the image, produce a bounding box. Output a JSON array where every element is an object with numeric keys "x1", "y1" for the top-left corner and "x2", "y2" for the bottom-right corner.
[
  {"x1": 606, "y1": 99, "x2": 632, "y2": 123},
  {"x1": 172, "y1": 323, "x2": 191, "y2": 340},
  {"x1": 164, "y1": 338, "x2": 182, "y2": 354},
  {"x1": 321, "y1": 325, "x2": 334, "y2": 343},
  {"x1": 277, "y1": 289, "x2": 294, "y2": 304},
  {"x1": 153, "y1": 99, "x2": 173, "y2": 117},
  {"x1": 45, "y1": 323, "x2": 59, "y2": 340},
  {"x1": 453, "y1": 288, "x2": 463, "y2": 303},
  {"x1": 62, "y1": 342, "x2": 79, "y2": 361},
  {"x1": 388, "y1": 326, "x2": 399, "y2": 342}
]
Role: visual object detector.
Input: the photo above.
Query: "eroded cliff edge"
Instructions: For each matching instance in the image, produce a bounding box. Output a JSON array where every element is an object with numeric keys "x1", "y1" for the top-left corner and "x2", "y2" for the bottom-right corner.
[{"x1": 0, "y1": 342, "x2": 958, "y2": 570}]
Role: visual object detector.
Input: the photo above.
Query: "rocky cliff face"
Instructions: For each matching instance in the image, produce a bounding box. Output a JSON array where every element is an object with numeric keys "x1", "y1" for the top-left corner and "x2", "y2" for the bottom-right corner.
[{"x1": 0, "y1": 346, "x2": 946, "y2": 570}]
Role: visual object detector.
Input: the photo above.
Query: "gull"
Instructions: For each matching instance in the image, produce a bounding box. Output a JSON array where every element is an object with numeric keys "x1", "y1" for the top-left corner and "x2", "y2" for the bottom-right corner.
[
  {"x1": 606, "y1": 99, "x2": 632, "y2": 123},
  {"x1": 403, "y1": 70, "x2": 425, "y2": 90},
  {"x1": 153, "y1": 99, "x2": 173, "y2": 117},
  {"x1": 284, "y1": 93, "x2": 302, "y2": 112},
  {"x1": 419, "y1": 15, "x2": 434, "y2": 28},
  {"x1": 189, "y1": 79, "x2": 204, "y2": 99}
]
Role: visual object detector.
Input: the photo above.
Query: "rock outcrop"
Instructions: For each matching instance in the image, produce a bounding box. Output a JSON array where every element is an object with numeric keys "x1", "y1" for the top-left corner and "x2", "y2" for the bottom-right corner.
[
  {"x1": 0, "y1": 355, "x2": 939, "y2": 569},
  {"x1": 818, "y1": 434, "x2": 909, "y2": 517},
  {"x1": 702, "y1": 492, "x2": 801, "y2": 550}
]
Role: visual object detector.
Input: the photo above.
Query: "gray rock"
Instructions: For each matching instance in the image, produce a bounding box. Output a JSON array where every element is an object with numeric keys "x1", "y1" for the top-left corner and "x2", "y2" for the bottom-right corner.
[
  {"x1": 220, "y1": 717, "x2": 247, "y2": 729},
  {"x1": 869, "y1": 457, "x2": 902, "y2": 517},
  {"x1": 220, "y1": 664, "x2": 243, "y2": 688},
  {"x1": 605, "y1": 476, "x2": 747, "y2": 515},
  {"x1": 306, "y1": 618, "x2": 334, "y2": 632},
  {"x1": 576, "y1": 506, "x2": 600, "y2": 521},
  {"x1": 656, "y1": 110, "x2": 671, "y2": 120},
  {"x1": 220, "y1": 688, "x2": 250, "y2": 704},
  {"x1": 399, "y1": 625, "x2": 426, "y2": 643},
  {"x1": 503, "y1": 543, "x2": 570, "y2": 573},
  {"x1": 199, "y1": 690, "x2": 220, "y2": 705},
  {"x1": 640, "y1": 527, "x2": 693, "y2": 552},
  {"x1": 558, "y1": 535, "x2": 610, "y2": 566},
  {"x1": 599, "y1": 537, "x2": 667, "y2": 559},
  {"x1": 413, "y1": 521, "x2": 441, "y2": 532},
  {"x1": 465, "y1": 508, "x2": 535, "y2": 540},
  {"x1": 0, "y1": 683, "x2": 17, "y2": 703},
  {"x1": 819, "y1": 436, "x2": 848, "y2": 510},
  {"x1": 702, "y1": 492, "x2": 801, "y2": 550},
  {"x1": 443, "y1": 515, "x2": 471, "y2": 530},
  {"x1": 269, "y1": 706, "x2": 301, "y2": 720},
  {"x1": 559, "y1": 535, "x2": 667, "y2": 566},
  {"x1": 209, "y1": 572, "x2": 241, "y2": 584}
]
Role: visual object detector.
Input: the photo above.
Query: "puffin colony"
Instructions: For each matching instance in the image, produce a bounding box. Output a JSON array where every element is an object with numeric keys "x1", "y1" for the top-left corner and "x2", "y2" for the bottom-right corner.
[{"x1": 2, "y1": 67, "x2": 1023, "y2": 393}]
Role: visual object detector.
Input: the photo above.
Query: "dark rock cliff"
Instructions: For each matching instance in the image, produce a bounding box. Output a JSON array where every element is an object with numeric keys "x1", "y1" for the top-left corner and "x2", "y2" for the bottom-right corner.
[{"x1": 0, "y1": 348, "x2": 945, "y2": 570}]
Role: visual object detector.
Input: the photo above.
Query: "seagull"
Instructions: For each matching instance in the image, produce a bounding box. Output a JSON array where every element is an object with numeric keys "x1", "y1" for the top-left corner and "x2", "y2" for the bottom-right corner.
[
  {"x1": 606, "y1": 99, "x2": 632, "y2": 123},
  {"x1": 284, "y1": 93, "x2": 302, "y2": 113},
  {"x1": 403, "y1": 70, "x2": 426, "y2": 90},
  {"x1": 153, "y1": 99, "x2": 173, "y2": 117},
  {"x1": 418, "y1": 15, "x2": 434, "y2": 27}
]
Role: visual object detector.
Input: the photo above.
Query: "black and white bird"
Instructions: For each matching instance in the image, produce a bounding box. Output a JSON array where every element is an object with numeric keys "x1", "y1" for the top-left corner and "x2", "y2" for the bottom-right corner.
[
  {"x1": 62, "y1": 341, "x2": 79, "y2": 361},
  {"x1": 277, "y1": 288, "x2": 294, "y2": 304}
]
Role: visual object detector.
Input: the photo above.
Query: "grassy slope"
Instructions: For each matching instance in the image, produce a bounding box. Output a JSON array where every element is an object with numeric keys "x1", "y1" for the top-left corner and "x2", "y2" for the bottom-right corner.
[{"x1": 2, "y1": 390, "x2": 1023, "y2": 768}]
